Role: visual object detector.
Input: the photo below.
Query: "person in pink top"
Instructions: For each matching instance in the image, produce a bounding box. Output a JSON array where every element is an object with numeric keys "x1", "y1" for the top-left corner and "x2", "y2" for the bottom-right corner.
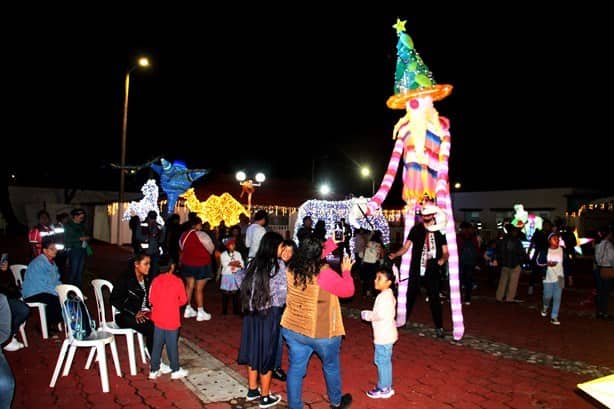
[
  {"x1": 361, "y1": 267, "x2": 398, "y2": 399},
  {"x1": 281, "y1": 237, "x2": 355, "y2": 409},
  {"x1": 148, "y1": 262, "x2": 189, "y2": 380}
]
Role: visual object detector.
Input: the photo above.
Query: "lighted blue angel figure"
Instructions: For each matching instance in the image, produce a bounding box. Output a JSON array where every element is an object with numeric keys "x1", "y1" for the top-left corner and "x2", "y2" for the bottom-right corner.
[{"x1": 151, "y1": 158, "x2": 208, "y2": 214}]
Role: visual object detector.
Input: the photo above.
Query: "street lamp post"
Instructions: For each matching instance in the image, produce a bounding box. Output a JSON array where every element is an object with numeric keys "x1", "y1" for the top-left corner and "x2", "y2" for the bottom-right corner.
[
  {"x1": 237, "y1": 171, "x2": 266, "y2": 214},
  {"x1": 319, "y1": 183, "x2": 331, "y2": 197},
  {"x1": 117, "y1": 57, "x2": 150, "y2": 246},
  {"x1": 360, "y1": 166, "x2": 375, "y2": 196}
]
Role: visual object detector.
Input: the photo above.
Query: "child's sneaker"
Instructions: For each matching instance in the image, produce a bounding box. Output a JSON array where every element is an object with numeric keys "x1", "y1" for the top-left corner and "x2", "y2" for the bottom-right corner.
[
  {"x1": 197, "y1": 309, "x2": 212, "y2": 321},
  {"x1": 259, "y1": 393, "x2": 281, "y2": 408},
  {"x1": 246, "y1": 388, "x2": 261, "y2": 401},
  {"x1": 366, "y1": 386, "x2": 395, "y2": 399},
  {"x1": 170, "y1": 367, "x2": 189, "y2": 379},
  {"x1": 550, "y1": 318, "x2": 561, "y2": 325},
  {"x1": 148, "y1": 370, "x2": 161, "y2": 380},
  {"x1": 184, "y1": 305, "x2": 197, "y2": 318},
  {"x1": 159, "y1": 362, "x2": 173, "y2": 374}
]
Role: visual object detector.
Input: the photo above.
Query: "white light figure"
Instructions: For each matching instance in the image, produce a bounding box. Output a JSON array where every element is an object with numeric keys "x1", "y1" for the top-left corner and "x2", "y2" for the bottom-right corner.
[{"x1": 122, "y1": 179, "x2": 165, "y2": 226}]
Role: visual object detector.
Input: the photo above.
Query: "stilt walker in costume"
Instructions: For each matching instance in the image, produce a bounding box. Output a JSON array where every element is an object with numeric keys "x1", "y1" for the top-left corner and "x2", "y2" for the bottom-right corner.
[{"x1": 366, "y1": 19, "x2": 464, "y2": 340}]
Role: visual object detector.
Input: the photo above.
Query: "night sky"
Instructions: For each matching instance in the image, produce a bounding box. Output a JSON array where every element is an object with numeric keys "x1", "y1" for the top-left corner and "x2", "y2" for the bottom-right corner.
[{"x1": 4, "y1": 9, "x2": 613, "y2": 199}]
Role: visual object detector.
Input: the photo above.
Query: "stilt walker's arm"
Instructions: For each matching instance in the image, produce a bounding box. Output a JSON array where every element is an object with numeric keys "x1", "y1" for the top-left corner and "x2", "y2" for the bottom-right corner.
[
  {"x1": 367, "y1": 138, "x2": 405, "y2": 214},
  {"x1": 366, "y1": 137, "x2": 415, "y2": 327}
]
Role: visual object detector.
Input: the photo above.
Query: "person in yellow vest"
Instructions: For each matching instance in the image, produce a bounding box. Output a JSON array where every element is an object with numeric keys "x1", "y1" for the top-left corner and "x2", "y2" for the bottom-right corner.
[{"x1": 281, "y1": 237, "x2": 355, "y2": 409}]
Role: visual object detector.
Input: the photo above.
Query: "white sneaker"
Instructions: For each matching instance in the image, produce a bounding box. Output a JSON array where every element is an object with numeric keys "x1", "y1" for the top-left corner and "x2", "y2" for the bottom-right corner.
[
  {"x1": 540, "y1": 308, "x2": 548, "y2": 317},
  {"x1": 159, "y1": 362, "x2": 173, "y2": 374},
  {"x1": 170, "y1": 367, "x2": 189, "y2": 379},
  {"x1": 3, "y1": 337, "x2": 24, "y2": 352},
  {"x1": 184, "y1": 306, "x2": 197, "y2": 319},
  {"x1": 148, "y1": 370, "x2": 161, "y2": 380},
  {"x1": 197, "y1": 310, "x2": 212, "y2": 321}
]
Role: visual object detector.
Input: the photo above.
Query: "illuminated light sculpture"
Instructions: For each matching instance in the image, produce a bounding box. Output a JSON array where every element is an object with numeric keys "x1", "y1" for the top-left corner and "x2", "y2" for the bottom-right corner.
[
  {"x1": 122, "y1": 179, "x2": 165, "y2": 225},
  {"x1": 237, "y1": 171, "x2": 265, "y2": 213},
  {"x1": 295, "y1": 197, "x2": 390, "y2": 255},
  {"x1": 181, "y1": 188, "x2": 249, "y2": 228},
  {"x1": 151, "y1": 158, "x2": 207, "y2": 215},
  {"x1": 573, "y1": 228, "x2": 593, "y2": 255},
  {"x1": 365, "y1": 19, "x2": 464, "y2": 339},
  {"x1": 511, "y1": 204, "x2": 543, "y2": 241}
]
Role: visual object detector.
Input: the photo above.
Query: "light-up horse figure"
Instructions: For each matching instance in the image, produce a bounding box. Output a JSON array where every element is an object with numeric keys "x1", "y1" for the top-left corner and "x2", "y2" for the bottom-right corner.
[{"x1": 122, "y1": 179, "x2": 165, "y2": 226}]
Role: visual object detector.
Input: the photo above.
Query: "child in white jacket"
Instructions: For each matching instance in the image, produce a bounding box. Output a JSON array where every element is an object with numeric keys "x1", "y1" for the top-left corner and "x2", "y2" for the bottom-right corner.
[
  {"x1": 361, "y1": 267, "x2": 398, "y2": 399},
  {"x1": 219, "y1": 238, "x2": 244, "y2": 315}
]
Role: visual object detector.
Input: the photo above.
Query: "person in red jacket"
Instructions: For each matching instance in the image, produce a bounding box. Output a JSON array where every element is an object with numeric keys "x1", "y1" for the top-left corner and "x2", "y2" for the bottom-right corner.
[
  {"x1": 28, "y1": 210, "x2": 54, "y2": 259},
  {"x1": 148, "y1": 262, "x2": 189, "y2": 380}
]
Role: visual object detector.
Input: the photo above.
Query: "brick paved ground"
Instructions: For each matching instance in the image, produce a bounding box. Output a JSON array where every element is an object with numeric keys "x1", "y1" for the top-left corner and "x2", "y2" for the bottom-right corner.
[{"x1": 2, "y1": 237, "x2": 612, "y2": 408}]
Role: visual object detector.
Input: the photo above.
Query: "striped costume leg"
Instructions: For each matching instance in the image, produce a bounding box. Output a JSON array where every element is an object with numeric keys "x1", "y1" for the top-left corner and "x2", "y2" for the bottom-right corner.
[
  {"x1": 396, "y1": 200, "x2": 416, "y2": 327},
  {"x1": 435, "y1": 129, "x2": 464, "y2": 341}
]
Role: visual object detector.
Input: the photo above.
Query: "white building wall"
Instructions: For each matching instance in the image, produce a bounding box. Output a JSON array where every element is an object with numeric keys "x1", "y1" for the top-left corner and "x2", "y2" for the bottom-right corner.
[
  {"x1": 8, "y1": 186, "x2": 140, "y2": 230},
  {"x1": 451, "y1": 187, "x2": 574, "y2": 233}
]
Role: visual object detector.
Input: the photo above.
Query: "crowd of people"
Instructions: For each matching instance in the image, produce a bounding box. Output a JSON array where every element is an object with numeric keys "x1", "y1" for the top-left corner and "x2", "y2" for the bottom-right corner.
[{"x1": 0, "y1": 204, "x2": 612, "y2": 409}]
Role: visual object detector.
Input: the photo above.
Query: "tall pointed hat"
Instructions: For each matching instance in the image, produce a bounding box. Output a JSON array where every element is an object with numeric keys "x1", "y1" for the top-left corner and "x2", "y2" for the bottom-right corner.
[{"x1": 387, "y1": 18, "x2": 453, "y2": 109}]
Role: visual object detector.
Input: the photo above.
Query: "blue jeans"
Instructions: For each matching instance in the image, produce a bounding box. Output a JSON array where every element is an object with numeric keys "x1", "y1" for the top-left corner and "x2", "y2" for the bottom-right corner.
[
  {"x1": 374, "y1": 343, "x2": 393, "y2": 389},
  {"x1": 543, "y1": 281, "x2": 562, "y2": 319},
  {"x1": 0, "y1": 351, "x2": 15, "y2": 409},
  {"x1": 151, "y1": 326, "x2": 179, "y2": 372},
  {"x1": 282, "y1": 328, "x2": 342, "y2": 409},
  {"x1": 7, "y1": 298, "x2": 30, "y2": 336},
  {"x1": 68, "y1": 247, "x2": 86, "y2": 289}
]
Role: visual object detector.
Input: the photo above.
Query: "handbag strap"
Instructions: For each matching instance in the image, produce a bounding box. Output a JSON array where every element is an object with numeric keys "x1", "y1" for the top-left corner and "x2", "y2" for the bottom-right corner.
[{"x1": 180, "y1": 229, "x2": 196, "y2": 250}]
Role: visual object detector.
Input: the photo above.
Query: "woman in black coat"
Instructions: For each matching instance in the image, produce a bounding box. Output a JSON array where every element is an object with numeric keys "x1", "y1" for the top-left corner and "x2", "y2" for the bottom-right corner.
[{"x1": 110, "y1": 253, "x2": 154, "y2": 352}]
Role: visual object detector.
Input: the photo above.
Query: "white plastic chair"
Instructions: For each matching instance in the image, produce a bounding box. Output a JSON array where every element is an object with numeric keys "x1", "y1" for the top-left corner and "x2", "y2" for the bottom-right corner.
[
  {"x1": 50, "y1": 284, "x2": 121, "y2": 393},
  {"x1": 10, "y1": 264, "x2": 48, "y2": 340},
  {"x1": 91, "y1": 279, "x2": 149, "y2": 376}
]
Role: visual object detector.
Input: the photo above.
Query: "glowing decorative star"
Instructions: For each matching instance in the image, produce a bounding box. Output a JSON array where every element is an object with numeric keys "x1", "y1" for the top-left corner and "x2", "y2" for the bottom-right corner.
[
  {"x1": 573, "y1": 229, "x2": 594, "y2": 255},
  {"x1": 393, "y1": 18, "x2": 407, "y2": 34},
  {"x1": 151, "y1": 158, "x2": 208, "y2": 214}
]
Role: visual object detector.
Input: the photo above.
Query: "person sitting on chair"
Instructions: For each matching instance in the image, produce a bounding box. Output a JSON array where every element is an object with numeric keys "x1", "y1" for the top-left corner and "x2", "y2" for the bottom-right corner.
[
  {"x1": 110, "y1": 253, "x2": 173, "y2": 374},
  {"x1": 21, "y1": 237, "x2": 63, "y2": 335},
  {"x1": 0, "y1": 257, "x2": 30, "y2": 351}
]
